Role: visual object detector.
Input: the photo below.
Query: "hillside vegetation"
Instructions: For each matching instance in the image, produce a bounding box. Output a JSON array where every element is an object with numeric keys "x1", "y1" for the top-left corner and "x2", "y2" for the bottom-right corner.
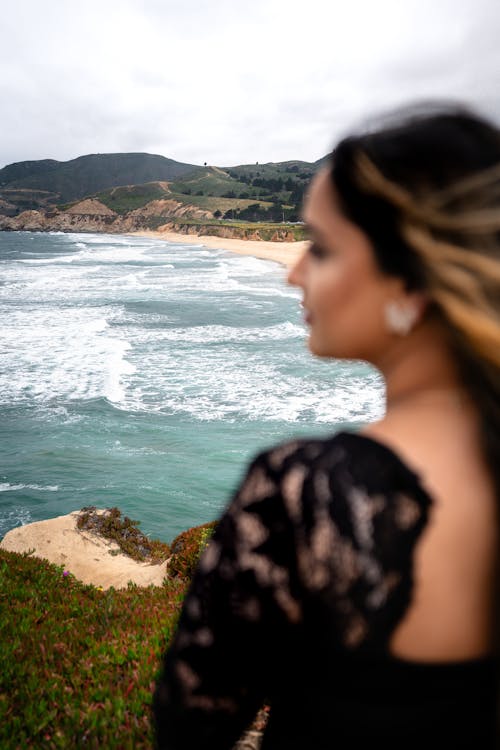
[
  {"x1": 93, "y1": 179, "x2": 271, "y2": 216},
  {"x1": 0, "y1": 153, "x2": 198, "y2": 204},
  {"x1": 0, "y1": 153, "x2": 322, "y2": 236}
]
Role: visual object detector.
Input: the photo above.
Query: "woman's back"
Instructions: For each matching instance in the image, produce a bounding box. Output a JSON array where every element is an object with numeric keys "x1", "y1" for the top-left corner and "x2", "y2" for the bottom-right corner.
[
  {"x1": 154, "y1": 428, "x2": 500, "y2": 749},
  {"x1": 362, "y1": 394, "x2": 498, "y2": 663},
  {"x1": 262, "y1": 424, "x2": 500, "y2": 750}
]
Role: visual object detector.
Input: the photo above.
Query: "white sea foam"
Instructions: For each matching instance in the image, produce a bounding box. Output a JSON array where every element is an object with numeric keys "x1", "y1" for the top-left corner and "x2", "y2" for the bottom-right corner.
[
  {"x1": 0, "y1": 507, "x2": 33, "y2": 538},
  {"x1": 112, "y1": 340, "x2": 384, "y2": 423},
  {"x1": 136, "y1": 321, "x2": 304, "y2": 345},
  {"x1": 167, "y1": 242, "x2": 204, "y2": 250},
  {"x1": 17, "y1": 233, "x2": 174, "y2": 267},
  {"x1": 218, "y1": 255, "x2": 279, "y2": 275},
  {"x1": 2, "y1": 233, "x2": 296, "y2": 308},
  {"x1": 0, "y1": 231, "x2": 384, "y2": 426},
  {"x1": 82, "y1": 317, "x2": 108, "y2": 334},
  {"x1": 198, "y1": 249, "x2": 226, "y2": 257},
  {"x1": 0, "y1": 483, "x2": 59, "y2": 492},
  {"x1": 104, "y1": 339, "x2": 137, "y2": 403},
  {"x1": 19, "y1": 244, "x2": 151, "y2": 265},
  {"x1": 0, "y1": 304, "x2": 135, "y2": 404},
  {"x1": 72, "y1": 233, "x2": 136, "y2": 246}
]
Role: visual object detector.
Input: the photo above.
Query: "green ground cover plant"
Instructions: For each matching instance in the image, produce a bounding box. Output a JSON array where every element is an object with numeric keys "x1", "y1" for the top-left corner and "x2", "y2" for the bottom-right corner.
[
  {"x1": 0, "y1": 512, "x2": 221, "y2": 749},
  {"x1": 167, "y1": 521, "x2": 216, "y2": 579}
]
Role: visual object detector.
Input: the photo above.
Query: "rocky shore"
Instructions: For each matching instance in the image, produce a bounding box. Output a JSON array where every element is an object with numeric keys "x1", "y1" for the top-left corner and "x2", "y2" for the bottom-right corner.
[{"x1": 0, "y1": 197, "x2": 301, "y2": 241}]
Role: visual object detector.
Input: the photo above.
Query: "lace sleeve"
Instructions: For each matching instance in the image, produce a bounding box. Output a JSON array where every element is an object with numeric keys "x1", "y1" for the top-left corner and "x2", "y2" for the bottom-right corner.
[{"x1": 153, "y1": 447, "x2": 303, "y2": 750}]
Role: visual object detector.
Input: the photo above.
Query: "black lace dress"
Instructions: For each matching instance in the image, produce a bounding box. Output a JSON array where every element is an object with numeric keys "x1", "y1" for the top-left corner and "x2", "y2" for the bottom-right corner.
[{"x1": 153, "y1": 431, "x2": 499, "y2": 749}]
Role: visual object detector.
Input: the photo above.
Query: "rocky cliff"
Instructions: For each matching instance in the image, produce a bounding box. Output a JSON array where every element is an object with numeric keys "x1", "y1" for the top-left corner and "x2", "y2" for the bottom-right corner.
[
  {"x1": 0, "y1": 196, "x2": 211, "y2": 234},
  {"x1": 0, "y1": 200, "x2": 298, "y2": 241}
]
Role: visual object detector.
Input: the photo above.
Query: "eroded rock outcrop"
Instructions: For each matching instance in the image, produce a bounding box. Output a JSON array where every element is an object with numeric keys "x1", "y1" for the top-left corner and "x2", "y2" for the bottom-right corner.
[
  {"x1": 0, "y1": 200, "x2": 298, "y2": 243},
  {"x1": 128, "y1": 199, "x2": 213, "y2": 221},
  {"x1": 0, "y1": 510, "x2": 169, "y2": 589},
  {"x1": 0, "y1": 209, "x2": 120, "y2": 233},
  {"x1": 64, "y1": 198, "x2": 117, "y2": 216},
  {"x1": 155, "y1": 222, "x2": 296, "y2": 242},
  {"x1": 0, "y1": 197, "x2": 214, "y2": 234}
]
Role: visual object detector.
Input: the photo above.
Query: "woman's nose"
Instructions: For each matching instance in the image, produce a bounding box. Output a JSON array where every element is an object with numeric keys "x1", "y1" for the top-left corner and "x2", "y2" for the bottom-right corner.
[{"x1": 287, "y1": 249, "x2": 307, "y2": 287}]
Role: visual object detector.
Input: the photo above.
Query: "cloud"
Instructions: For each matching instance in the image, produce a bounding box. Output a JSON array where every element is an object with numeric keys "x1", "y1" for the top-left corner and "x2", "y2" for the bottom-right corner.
[{"x1": 1, "y1": 0, "x2": 499, "y2": 168}]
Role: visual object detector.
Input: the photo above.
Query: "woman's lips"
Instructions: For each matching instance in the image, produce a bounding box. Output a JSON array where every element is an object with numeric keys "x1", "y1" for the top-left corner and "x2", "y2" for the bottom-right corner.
[{"x1": 301, "y1": 301, "x2": 312, "y2": 325}]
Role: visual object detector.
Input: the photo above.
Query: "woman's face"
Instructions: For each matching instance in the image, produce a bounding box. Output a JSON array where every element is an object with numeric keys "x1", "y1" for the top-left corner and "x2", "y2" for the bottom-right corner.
[{"x1": 288, "y1": 168, "x2": 410, "y2": 364}]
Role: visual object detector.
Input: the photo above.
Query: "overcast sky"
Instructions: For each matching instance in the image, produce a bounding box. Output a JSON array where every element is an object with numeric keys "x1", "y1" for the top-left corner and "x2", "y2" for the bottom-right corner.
[{"x1": 2, "y1": 0, "x2": 500, "y2": 168}]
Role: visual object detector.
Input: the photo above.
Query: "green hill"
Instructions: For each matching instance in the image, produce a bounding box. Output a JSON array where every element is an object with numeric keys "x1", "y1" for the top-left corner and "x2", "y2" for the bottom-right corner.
[
  {"x1": 0, "y1": 153, "x2": 198, "y2": 203},
  {"x1": 0, "y1": 152, "x2": 325, "y2": 223},
  {"x1": 167, "y1": 160, "x2": 321, "y2": 221},
  {"x1": 0, "y1": 159, "x2": 60, "y2": 185}
]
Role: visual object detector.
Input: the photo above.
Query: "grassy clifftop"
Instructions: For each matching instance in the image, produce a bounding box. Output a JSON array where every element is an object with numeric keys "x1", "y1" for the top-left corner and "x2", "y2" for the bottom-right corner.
[{"x1": 0, "y1": 512, "x2": 233, "y2": 749}]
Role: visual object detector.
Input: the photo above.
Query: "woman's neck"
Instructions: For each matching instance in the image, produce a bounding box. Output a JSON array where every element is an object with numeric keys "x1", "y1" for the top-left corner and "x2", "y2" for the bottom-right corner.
[{"x1": 375, "y1": 319, "x2": 469, "y2": 414}]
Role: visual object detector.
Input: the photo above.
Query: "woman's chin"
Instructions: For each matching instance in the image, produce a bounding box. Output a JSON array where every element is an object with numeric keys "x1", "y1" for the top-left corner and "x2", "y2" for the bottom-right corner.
[
  {"x1": 307, "y1": 334, "x2": 346, "y2": 360},
  {"x1": 307, "y1": 335, "x2": 329, "y2": 357}
]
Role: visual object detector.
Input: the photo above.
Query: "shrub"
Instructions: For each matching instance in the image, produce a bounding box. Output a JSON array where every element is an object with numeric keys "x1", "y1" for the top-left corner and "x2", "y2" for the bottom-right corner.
[
  {"x1": 76, "y1": 507, "x2": 170, "y2": 564},
  {"x1": 167, "y1": 521, "x2": 217, "y2": 579}
]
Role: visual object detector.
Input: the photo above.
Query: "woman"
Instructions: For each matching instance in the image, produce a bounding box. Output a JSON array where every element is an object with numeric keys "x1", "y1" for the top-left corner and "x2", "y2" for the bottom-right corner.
[{"x1": 153, "y1": 103, "x2": 500, "y2": 749}]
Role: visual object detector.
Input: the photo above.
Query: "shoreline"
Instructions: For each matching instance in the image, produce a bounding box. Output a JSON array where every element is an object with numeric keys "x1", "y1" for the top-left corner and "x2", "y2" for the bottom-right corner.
[{"x1": 132, "y1": 229, "x2": 307, "y2": 269}]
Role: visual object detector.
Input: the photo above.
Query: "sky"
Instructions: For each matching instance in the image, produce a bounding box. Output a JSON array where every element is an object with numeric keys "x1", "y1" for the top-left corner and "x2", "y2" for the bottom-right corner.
[{"x1": 2, "y1": 0, "x2": 500, "y2": 169}]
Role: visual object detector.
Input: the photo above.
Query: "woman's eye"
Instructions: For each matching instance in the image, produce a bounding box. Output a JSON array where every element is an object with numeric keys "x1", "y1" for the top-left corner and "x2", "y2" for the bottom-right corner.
[{"x1": 308, "y1": 242, "x2": 330, "y2": 260}]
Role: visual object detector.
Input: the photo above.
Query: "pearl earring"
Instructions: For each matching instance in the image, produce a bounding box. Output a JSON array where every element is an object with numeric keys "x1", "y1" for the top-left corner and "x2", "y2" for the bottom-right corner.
[{"x1": 384, "y1": 301, "x2": 419, "y2": 335}]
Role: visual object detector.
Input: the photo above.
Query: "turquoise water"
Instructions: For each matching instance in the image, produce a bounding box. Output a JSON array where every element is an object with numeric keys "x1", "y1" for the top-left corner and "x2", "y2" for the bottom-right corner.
[{"x1": 0, "y1": 231, "x2": 384, "y2": 543}]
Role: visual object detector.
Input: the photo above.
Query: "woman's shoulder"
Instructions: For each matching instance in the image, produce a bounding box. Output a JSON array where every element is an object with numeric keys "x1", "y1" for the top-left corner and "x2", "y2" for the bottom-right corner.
[
  {"x1": 256, "y1": 428, "x2": 434, "y2": 507},
  {"x1": 245, "y1": 431, "x2": 435, "y2": 649}
]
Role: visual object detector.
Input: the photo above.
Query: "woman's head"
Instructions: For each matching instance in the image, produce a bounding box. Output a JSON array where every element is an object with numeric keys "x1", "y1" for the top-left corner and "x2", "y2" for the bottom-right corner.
[
  {"x1": 288, "y1": 167, "x2": 427, "y2": 362},
  {"x1": 289, "y1": 102, "x2": 500, "y2": 369}
]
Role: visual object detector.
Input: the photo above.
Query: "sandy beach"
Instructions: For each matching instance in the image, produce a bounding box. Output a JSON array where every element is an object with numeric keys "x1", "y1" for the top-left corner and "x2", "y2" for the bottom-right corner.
[{"x1": 133, "y1": 229, "x2": 307, "y2": 269}]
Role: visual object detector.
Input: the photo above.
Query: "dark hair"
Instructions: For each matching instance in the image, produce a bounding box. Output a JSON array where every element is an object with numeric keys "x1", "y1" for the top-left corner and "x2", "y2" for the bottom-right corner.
[{"x1": 329, "y1": 101, "x2": 500, "y2": 496}]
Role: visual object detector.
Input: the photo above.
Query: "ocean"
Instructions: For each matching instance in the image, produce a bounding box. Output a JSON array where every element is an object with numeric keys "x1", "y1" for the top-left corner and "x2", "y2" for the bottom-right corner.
[{"x1": 0, "y1": 231, "x2": 384, "y2": 543}]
